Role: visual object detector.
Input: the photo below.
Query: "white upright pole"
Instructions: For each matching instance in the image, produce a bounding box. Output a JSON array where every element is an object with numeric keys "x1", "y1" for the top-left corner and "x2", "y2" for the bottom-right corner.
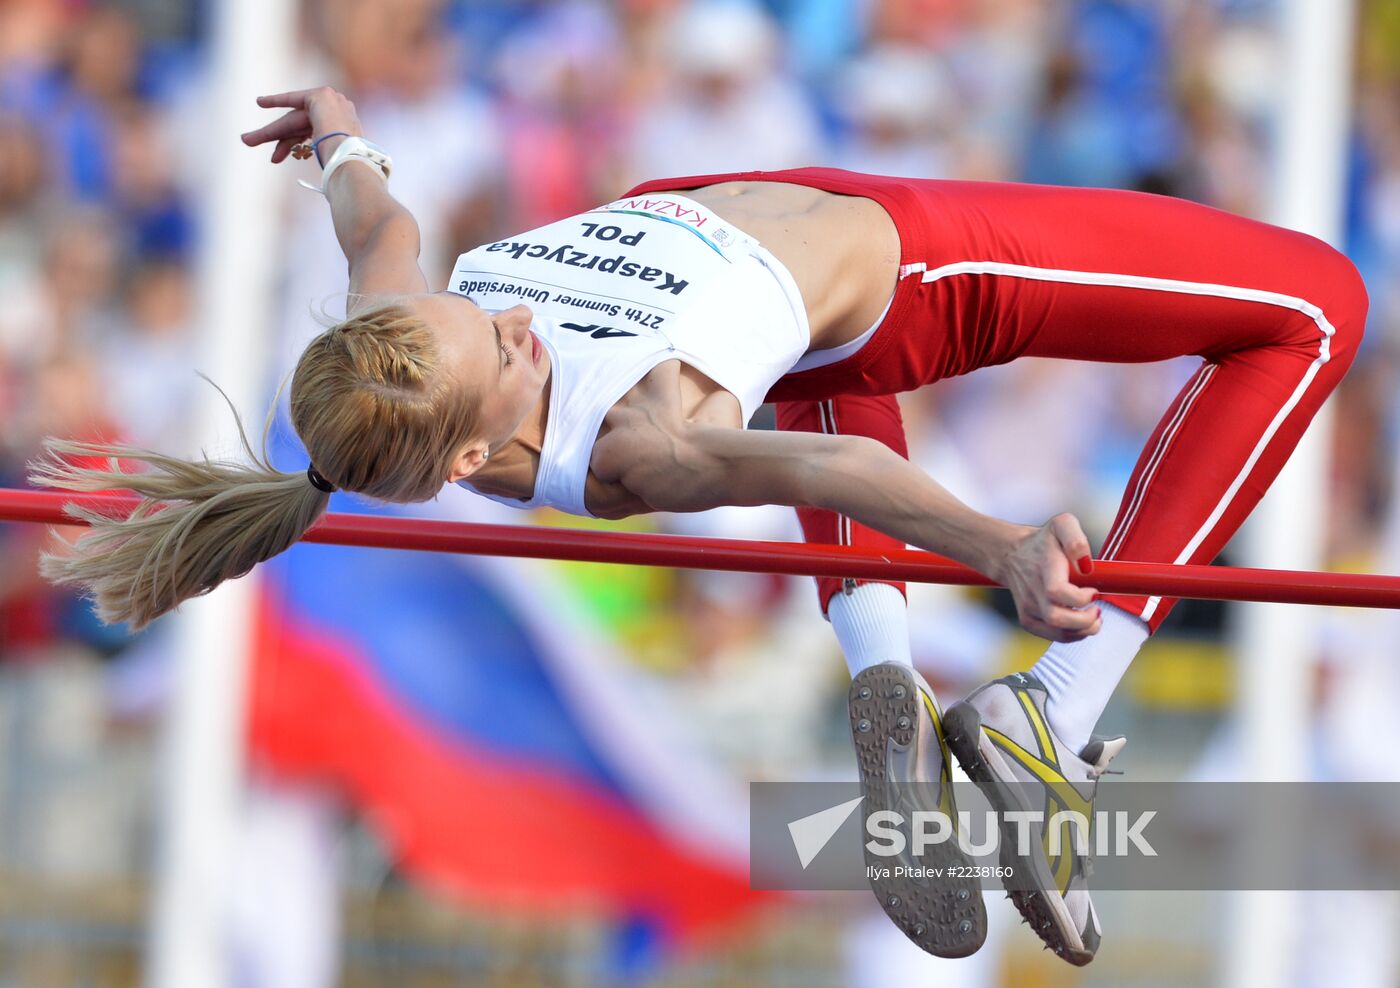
[
  {"x1": 1223, "y1": 1, "x2": 1356, "y2": 987},
  {"x1": 145, "y1": 3, "x2": 296, "y2": 986}
]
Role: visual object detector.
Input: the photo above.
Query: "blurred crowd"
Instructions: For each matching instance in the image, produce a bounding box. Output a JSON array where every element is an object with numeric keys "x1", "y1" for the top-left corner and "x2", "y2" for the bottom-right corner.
[{"x1": 1, "y1": 0, "x2": 1400, "y2": 981}]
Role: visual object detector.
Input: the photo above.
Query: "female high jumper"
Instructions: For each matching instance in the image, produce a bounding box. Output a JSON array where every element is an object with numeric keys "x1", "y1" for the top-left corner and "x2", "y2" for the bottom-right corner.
[{"x1": 32, "y1": 87, "x2": 1367, "y2": 965}]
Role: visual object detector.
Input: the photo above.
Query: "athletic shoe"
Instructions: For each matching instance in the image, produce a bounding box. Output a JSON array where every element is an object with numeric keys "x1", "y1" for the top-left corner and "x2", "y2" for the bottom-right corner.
[
  {"x1": 942, "y1": 672, "x2": 1125, "y2": 966},
  {"x1": 848, "y1": 662, "x2": 987, "y2": 958}
]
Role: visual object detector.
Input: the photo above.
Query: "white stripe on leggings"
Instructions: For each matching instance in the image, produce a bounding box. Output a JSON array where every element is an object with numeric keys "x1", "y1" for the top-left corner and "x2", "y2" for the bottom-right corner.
[{"x1": 917, "y1": 260, "x2": 1337, "y2": 622}]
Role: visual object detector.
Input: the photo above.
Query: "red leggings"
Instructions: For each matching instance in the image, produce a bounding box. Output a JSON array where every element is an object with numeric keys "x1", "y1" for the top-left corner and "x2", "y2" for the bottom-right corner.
[{"x1": 624, "y1": 169, "x2": 1369, "y2": 632}]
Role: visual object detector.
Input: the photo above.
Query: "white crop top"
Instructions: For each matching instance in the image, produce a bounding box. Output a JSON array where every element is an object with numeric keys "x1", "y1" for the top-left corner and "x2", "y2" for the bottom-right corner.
[{"x1": 448, "y1": 193, "x2": 810, "y2": 518}]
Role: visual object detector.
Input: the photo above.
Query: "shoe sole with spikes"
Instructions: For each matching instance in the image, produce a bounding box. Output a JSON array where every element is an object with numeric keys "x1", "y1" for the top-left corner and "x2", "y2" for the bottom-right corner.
[{"x1": 848, "y1": 663, "x2": 986, "y2": 958}]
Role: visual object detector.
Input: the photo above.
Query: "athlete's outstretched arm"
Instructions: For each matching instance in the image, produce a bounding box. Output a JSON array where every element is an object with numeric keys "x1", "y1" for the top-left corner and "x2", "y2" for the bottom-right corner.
[
  {"x1": 241, "y1": 86, "x2": 427, "y2": 307},
  {"x1": 596, "y1": 419, "x2": 1101, "y2": 642}
]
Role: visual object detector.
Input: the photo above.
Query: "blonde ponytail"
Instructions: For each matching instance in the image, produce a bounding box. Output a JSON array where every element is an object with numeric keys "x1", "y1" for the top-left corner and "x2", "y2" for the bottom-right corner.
[
  {"x1": 31, "y1": 297, "x2": 481, "y2": 630},
  {"x1": 29, "y1": 395, "x2": 329, "y2": 630}
]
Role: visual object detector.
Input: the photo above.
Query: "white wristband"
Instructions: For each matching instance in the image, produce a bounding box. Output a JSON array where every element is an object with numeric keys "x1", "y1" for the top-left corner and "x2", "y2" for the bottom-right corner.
[{"x1": 297, "y1": 136, "x2": 393, "y2": 197}]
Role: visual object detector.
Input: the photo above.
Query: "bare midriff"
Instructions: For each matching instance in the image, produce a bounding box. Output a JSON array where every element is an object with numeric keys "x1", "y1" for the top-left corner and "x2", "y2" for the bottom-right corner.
[{"x1": 682, "y1": 181, "x2": 902, "y2": 351}]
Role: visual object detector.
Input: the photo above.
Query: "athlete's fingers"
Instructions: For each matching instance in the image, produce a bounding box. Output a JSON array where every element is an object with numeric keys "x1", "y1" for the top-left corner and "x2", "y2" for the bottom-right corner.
[
  {"x1": 256, "y1": 90, "x2": 316, "y2": 110},
  {"x1": 241, "y1": 109, "x2": 310, "y2": 147},
  {"x1": 1047, "y1": 580, "x2": 1097, "y2": 609},
  {"x1": 1021, "y1": 615, "x2": 1090, "y2": 644},
  {"x1": 240, "y1": 116, "x2": 298, "y2": 146},
  {"x1": 1042, "y1": 603, "x2": 1101, "y2": 633},
  {"x1": 1021, "y1": 618, "x2": 1055, "y2": 641},
  {"x1": 270, "y1": 136, "x2": 297, "y2": 164},
  {"x1": 1050, "y1": 512, "x2": 1094, "y2": 576},
  {"x1": 1016, "y1": 597, "x2": 1101, "y2": 642}
]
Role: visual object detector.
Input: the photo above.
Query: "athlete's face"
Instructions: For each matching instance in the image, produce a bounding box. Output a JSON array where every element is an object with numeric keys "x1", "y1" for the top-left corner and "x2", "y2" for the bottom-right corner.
[{"x1": 408, "y1": 292, "x2": 550, "y2": 479}]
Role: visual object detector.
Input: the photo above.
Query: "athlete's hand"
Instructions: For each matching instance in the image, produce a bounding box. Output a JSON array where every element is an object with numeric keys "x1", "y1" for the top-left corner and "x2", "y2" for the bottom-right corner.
[
  {"x1": 239, "y1": 86, "x2": 364, "y2": 164},
  {"x1": 997, "y1": 513, "x2": 1101, "y2": 643}
]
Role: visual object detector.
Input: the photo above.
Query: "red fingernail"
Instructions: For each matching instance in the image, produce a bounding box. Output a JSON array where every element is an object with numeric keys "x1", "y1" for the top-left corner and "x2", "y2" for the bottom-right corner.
[{"x1": 1077, "y1": 555, "x2": 1093, "y2": 575}]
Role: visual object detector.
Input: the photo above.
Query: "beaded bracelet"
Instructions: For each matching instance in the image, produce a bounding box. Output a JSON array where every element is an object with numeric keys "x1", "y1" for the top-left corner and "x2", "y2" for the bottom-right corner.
[{"x1": 311, "y1": 131, "x2": 352, "y2": 165}]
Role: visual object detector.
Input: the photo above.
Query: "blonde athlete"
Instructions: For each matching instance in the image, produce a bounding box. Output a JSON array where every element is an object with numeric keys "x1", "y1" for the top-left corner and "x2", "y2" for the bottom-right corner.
[{"x1": 34, "y1": 88, "x2": 1366, "y2": 965}]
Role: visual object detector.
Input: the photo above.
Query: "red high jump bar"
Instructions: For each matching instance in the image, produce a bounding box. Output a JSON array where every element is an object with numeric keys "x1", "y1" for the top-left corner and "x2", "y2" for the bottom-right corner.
[{"x1": 4, "y1": 487, "x2": 1399, "y2": 609}]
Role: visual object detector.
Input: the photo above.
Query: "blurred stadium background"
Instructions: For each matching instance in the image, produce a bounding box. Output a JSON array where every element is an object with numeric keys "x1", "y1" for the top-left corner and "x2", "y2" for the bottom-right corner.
[{"x1": 0, "y1": 0, "x2": 1397, "y2": 985}]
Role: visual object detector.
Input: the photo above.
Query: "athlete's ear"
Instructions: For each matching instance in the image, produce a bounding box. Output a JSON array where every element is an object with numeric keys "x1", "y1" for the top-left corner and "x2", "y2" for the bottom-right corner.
[{"x1": 447, "y1": 442, "x2": 490, "y2": 482}]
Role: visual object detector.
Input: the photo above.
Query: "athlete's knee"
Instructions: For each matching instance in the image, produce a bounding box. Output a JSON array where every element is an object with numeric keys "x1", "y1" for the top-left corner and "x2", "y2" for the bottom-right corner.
[
  {"x1": 1308, "y1": 241, "x2": 1369, "y2": 368},
  {"x1": 1331, "y1": 264, "x2": 1369, "y2": 370}
]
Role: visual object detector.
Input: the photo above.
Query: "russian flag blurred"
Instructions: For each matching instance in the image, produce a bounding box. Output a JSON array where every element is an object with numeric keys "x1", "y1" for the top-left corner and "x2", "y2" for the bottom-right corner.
[{"x1": 246, "y1": 483, "x2": 767, "y2": 963}]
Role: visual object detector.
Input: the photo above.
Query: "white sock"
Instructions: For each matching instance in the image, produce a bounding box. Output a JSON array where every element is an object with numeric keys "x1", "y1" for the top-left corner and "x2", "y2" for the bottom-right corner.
[
  {"x1": 827, "y1": 582, "x2": 912, "y2": 677},
  {"x1": 1029, "y1": 602, "x2": 1149, "y2": 754}
]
